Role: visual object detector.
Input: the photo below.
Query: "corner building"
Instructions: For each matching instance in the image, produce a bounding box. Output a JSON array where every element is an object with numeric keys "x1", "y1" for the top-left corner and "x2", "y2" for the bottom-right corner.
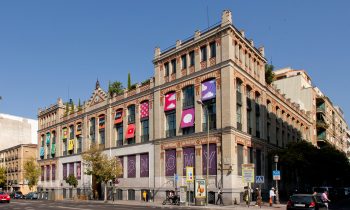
[{"x1": 37, "y1": 10, "x2": 312, "y2": 204}]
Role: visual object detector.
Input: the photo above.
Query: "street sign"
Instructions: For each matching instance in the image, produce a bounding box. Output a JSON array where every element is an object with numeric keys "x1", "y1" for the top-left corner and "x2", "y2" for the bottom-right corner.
[
  {"x1": 186, "y1": 167, "x2": 194, "y2": 183},
  {"x1": 256, "y1": 176, "x2": 264, "y2": 184},
  {"x1": 273, "y1": 170, "x2": 281, "y2": 180},
  {"x1": 242, "y1": 164, "x2": 255, "y2": 183}
]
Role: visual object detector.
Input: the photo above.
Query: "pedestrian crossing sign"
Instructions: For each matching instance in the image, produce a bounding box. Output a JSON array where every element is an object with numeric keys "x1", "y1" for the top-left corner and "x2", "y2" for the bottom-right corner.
[{"x1": 256, "y1": 176, "x2": 264, "y2": 183}]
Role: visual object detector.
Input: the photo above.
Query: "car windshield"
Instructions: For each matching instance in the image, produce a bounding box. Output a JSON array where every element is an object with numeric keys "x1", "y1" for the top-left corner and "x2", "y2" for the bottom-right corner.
[
  {"x1": 0, "y1": 192, "x2": 4, "y2": 195},
  {"x1": 291, "y1": 195, "x2": 313, "y2": 203}
]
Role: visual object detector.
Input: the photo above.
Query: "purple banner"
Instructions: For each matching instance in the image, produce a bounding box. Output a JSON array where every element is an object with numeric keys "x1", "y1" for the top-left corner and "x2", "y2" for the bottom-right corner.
[
  {"x1": 165, "y1": 149, "x2": 176, "y2": 176},
  {"x1": 202, "y1": 144, "x2": 217, "y2": 175},
  {"x1": 118, "y1": 156, "x2": 124, "y2": 178},
  {"x1": 76, "y1": 162, "x2": 81, "y2": 180},
  {"x1": 52, "y1": 164, "x2": 56, "y2": 180},
  {"x1": 183, "y1": 147, "x2": 195, "y2": 176},
  {"x1": 63, "y1": 164, "x2": 67, "y2": 179},
  {"x1": 46, "y1": 165, "x2": 50, "y2": 181},
  {"x1": 180, "y1": 108, "x2": 195, "y2": 128},
  {"x1": 201, "y1": 79, "x2": 216, "y2": 101},
  {"x1": 140, "y1": 153, "x2": 149, "y2": 177},
  {"x1": 127, "y1": 155, "x2": 136, "y2": 178},
  {"x1": 69, "y1": 163, "x2": 74, "y2": 176}
]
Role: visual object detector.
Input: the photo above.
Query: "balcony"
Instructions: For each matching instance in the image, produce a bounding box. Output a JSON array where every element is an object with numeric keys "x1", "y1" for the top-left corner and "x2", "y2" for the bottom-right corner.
[
  {"x1": 166, "y1": 129, "x2": 176, "y2": 138},
  {"x1": 317, "y1": 120, "x2": 329, "y2": 129},
  {"x1": 317, "y1": 133, "x2": 326, "y2": 142},
  {"x1": 316, "y1": 106, "x2": 326, "y2": 114}
]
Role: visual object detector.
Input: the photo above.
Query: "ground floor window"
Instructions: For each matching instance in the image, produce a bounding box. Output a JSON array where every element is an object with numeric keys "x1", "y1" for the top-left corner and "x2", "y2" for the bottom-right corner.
[{"x1": 128, "y1": 189, "x2": 135, "y2": 200}]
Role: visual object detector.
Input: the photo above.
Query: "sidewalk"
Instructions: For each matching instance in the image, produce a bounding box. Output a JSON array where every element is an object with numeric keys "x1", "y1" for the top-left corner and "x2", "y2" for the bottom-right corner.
[{"x1": 60, "y1": 199, "x2": 286, "y2": 210}]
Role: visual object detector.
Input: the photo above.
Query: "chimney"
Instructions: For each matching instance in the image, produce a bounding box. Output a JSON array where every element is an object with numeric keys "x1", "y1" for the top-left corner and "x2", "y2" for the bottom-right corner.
[
  {"x1": 258, "y1": 46, "x2": 265, "y2": 57},
  {"x1": 154, "y1": 47, "x2": 161, "y2": 59},
  {"x1": 221, "y1": 10, "x2": 232, "y2": 26},
  {"x1": 240, "y1": 30, "x2": 245, "y2": 38},
  {"x1": 176, "y1": 40, "x2": 182, "y2": 49},
  {"x1": 194, "y1": 30, "x2": 201, "y2": 40}
]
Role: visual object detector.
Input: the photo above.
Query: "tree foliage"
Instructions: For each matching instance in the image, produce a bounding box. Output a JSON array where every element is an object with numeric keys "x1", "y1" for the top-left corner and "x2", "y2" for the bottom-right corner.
[
  {"x1": 265, "y1": 64, "x2": 275, "y2": 85},
  {"x1": 65, "y1": 174, "x2": 78, "y2": 188},
  {"x1": 65, "y1": 102, "x2": 69, "y2": 116},
  {"x1": 78, "y1": 99, "x2": 82, "y2": 111},
  {"x1": 0, "y1": 167, "x2": 6, "y2": 187},
  {"x1": 70, "y1": 100, "x2": 75, "y2": 114},
  {"x1": 127, "y1": 72, "x2": 131, "y2": 90},
  {"x1": 23, "y1": 157, "x2": 41, "y2": 191},
  {"x1": 108, "y1": 81, "x2": 124, "y2": 97},
  {"x1": 269, "y1": 141, "x2": 350, "y2": 195},
  {"x1": 82, "y1": 144, "x2": 123, "y2": 202}
]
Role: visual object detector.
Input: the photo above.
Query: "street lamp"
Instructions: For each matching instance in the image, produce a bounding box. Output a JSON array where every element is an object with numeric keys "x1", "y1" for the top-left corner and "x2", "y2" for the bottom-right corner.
[
  {"x1": 196, "y1": 100, "x2": 209, "y2": 206},
  {"x1": 274, "y1": 154, "x2": 280, "y2": 204}
]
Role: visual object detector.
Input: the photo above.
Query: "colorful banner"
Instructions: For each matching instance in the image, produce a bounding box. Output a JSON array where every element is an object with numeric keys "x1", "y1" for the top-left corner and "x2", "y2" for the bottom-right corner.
[
  {"x1": 140, "y1": 153, "x2": 149, "y2": 177},
  {"x1": 180, "y1": 108, "x2": 195, "y2": 128},
  {"x1": 140, "y1": 101, "x2": 149, "y2": 119},
  {"x1": 195, "y1": 179, "x2": 207, "y2": 199},
  {"x1": 127, "y1": 155, "x2": 136, "y2": 178},
  {"x1": 202, "y1": 144, "x2": 217, "y2": 175},
  {"x1": 76, "y1": 162, "x2": 81, "y2": 180},
  {"x1": 186, "y1": 167, "x2": 194, "y2": 183},
  {"x1": 165, "y1": 149, "x2": 176, "y2": 176},
  {"x1": 51, "y1": 144, "x2": 56, "y2": 155},
  {"x1": 118, "y1": 156, "x2": 124, "y2": 178},
  {"x1": 68, "y1": 139, "x2": 74, "y2": 151},
  {"x1": 201, "y1": 79, "x2": 216, "y2": 101},
  {"x1": 40, "y1": 147, "x2": 44, "y2": 157},
  {"x1": 125, "y1": 124, "x2": 135, "y2": 139},
  {"x1": 183, "y1": 147, "x2": 195, "y2": 176},
  {"x1": 63, "y1": 127, "x2": 68, "y2": 139},
  {"x1": 46, "y1": 133, "x2": 51, "y2": 145},
  {"x1": 114, "y1": 110, "x2": 123, "y2": 124},
  {"x1": 69, "y1": 163, "x2": 74, "y2": 176},
  {"x1": 164, "y1": 92, "x2": 176, "y2": 111}
]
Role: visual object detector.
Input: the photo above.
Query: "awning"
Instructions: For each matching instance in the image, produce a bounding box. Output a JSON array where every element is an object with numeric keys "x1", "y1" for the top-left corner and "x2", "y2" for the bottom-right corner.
[
  {"x1": 114, "y1": 110, "x2": 123, "y2": 124},
  {"x1": 125, "y1": 124, "x2": 135, "y2": 139},
  {"x1": 164, "y1": 92, "x2": 176, "y2": 111},
  {"x1": 180, "y1": 108, "x2": 195, "y2": 128},
  {"x1": 140, "y1": 101, "x2": 149, "y2": 119}
]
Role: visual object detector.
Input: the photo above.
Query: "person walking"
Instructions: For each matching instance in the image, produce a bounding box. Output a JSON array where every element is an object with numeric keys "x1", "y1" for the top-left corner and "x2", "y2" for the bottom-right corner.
[
  {"x1": 243, "y1": 188, "x2": 250, "y2": 207},
  {"x1": 269, "y1": 187, "x2": 276, "y2": 206},
  {"x1": 321, "y1": 190, "x2": 330, "y2": 210},
  {"x1": 216, "y1": 187, "x2": 224, "y2": 205}
]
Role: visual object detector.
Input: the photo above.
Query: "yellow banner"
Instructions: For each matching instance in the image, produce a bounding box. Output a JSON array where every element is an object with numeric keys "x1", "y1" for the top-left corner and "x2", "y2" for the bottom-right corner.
[
  {"x1": 68, "y1": 139, "x2": 74, "y2": 151},
  {"x1": 186, "y1": 167, "x2": 194, "y2": 183}
]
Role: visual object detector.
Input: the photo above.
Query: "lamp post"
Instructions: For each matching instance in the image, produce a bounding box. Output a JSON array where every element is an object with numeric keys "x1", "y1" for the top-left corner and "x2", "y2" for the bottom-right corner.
[
  {"x1": 274, "y1": 154, "x2": 280, "y2": 204},
  {"x1": 197, "y1": 100, "x2": 209, "y2": 206}
]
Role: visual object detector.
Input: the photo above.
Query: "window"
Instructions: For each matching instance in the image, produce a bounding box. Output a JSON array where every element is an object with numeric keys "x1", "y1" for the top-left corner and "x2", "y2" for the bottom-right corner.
[
  {"x1": 52, "y1": 164, "x2": 56, "y2": 180},
  {"x1": 183, "y1": 126, "x2": 195, "y2": 135},
  {"x1": 164, "y1": 62, "x2": 169, "y2": 76},
  {"x1": 127, "y1": 155, "x2": 136, "y2": 178},
  {"x1": 237, "y1": 105, "x2": 242, "y2": 130},
  {"x1": 202, "y1": 144, "x2": 217, "y2": 175},
  {"x1": 210, "y1": 41, "x2": 216, "y2": 58},
  {"x1": 69, "y1": 163, "x2": 74, "y2": 176},
  {"x1": 267, "y1": 122, "x2": 271, "y2": 142},
  {"x1": 116, "y1": 124, "x2": 123, "y2": 146},
  {"x1": 203, "y1": 99, "x2": 216, "y2": 131},
  {"x1": 256, "y1": 150, "x2": 261, "y2": 175},
  {"x1": 90, "y1": 118, "x2": 95, "y2": 142},
  {"x1": 41, "y1": 166, "x2": 44, "y2": 181},
  {"x1": 189, "y1": 51, "x2": 195, "y2": 66},
  {"x1": 140, "y1": 153, "x2": 149, "y2": 177},
  {"x1": 63, "y1": 163, "x2": 67, "y2": 179},
  {"x1": 77, "y1": 136, "x2": 82, "y2": 154},
  {"x1": 46, "y1": 165, "x2": 50, "y2": 181},
  {"x1": 166, "y1": 111, "x2": 176, "y2": 138},
  {"x1": 171, "y1": 59, "x2": 176, "y2": 74},
  {"x1": 69, "y1": 125, "x2": 74, "y2": 139},
  {"x1": 181, "y1": 54, "x2": 187, "y2": 69},
  {"x1": 99, "y1": 129, "x2": 105, "y2": 145},
  {"x1": 248, "y1": 147, "x2": 253, "y2": 164},
  {"x1": 200, "y1": 45, "x2": 207, "y2": 62},
  {"x1": 141, "y1": 119, "x2": 149, "y2": 142},
  {"x1": 63, "y1": 139, "x2": 67, "y2": 156},
  {"x1": 128, "y1": 105, "x2": 136, "y2": 124},
  {"x1": 182, "y1": 85, "x2": 194, "y2": 109},
  {"x1": 183, "y1": 147, "x2": 195, "y2": 176},
  {"x1": 76, "y1": 162, "x2": 81, "y2": 180},
  {"x1": 237, "y1": 144, "x2": 243, "y2": 175}
]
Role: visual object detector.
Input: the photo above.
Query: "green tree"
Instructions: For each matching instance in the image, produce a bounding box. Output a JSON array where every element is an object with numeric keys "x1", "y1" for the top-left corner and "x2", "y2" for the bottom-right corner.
[
  {"x1": 108, "y1": 80, "x2": 124, "y2": 97},
  {"x1": 265, "y1": 64, "x2": 275, "y2": 85},
  {"x1": 127, "y1": 72, "x2": 131, "y2": 90},
  {"x1": 70, "y1": 100, "x2": 75, "y2": 114},
  {"x1": 78, "y1": 99, "x2": 82, "y2": 111},
  {"x1": 23, "y1": 157, "x2": 41, "y2": 191},
  {"x1": 65, "y1": 102, "x2": 69, "y2": 116},
  {"x1": 82, "y1": 144, "x2": 123, "y2": 202},
  {"x1": 65, "y1": 174, "x2": 78, "y2": 188},
  {"x1": 0, "y1": 167, "x2": 6, "y2": 187}
]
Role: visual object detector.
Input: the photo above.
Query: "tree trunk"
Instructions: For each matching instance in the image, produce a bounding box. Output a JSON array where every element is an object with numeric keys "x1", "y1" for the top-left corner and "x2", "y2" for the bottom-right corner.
[{"x1": 104, "y1": 182, "x2": 107, "y2": 202}]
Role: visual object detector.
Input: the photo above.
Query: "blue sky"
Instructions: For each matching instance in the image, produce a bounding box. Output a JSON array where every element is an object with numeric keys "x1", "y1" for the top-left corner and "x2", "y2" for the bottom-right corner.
[{"x1": 0, "y1": 0, "x2": 349, "y2": 122}]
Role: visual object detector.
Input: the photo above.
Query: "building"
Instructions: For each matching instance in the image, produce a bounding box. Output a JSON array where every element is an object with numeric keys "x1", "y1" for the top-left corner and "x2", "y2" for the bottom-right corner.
[
  {"x1": 0, "y1": 144, "x2": 37, "y2": 194},
  {"x1": 37, "y1": 10, "x2": 313, "y2": 204},
  {"x1": 273, "y1": 68, "x2": 348, "y2": 152},
  {"x1": 0, "y1": 113, "x2": 38, "y2": 150}
]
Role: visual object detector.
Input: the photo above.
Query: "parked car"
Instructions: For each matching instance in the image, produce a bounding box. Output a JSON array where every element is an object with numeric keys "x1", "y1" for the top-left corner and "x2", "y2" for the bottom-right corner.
[
  {"x1": 287, "y1": 194, "x2": 327, "y2": 210},
  {"x1": 0, "y1": 191, "x2": 10, "y2": 203},
  {"x1": 24, "y1": 192, "x2": 38, "y2": 200},
  {"x1": 10, "y1": 191, "x2": 23, "y2": 199}
]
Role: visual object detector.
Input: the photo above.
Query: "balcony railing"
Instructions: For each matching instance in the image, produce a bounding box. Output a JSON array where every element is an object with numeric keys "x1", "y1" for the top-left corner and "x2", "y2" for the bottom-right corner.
[
  {"x1": 166, "y1": 129, "x2": 176, "y2": 138},
  {"x1": 316, "y1": 120, "x2": 329, "y2": 129}
]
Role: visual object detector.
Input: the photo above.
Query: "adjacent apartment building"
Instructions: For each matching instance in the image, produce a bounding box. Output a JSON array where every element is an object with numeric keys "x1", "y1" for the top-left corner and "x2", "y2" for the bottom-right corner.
[
  {"x1": 0, "y1": 144, "x2": 37, "y2": 194},
  {"x1": 37, "y1": 11, "x2": 313, "y2": 204},
  {"x1": 273, "y1": 68, "x2": 349, "y2": 154}
]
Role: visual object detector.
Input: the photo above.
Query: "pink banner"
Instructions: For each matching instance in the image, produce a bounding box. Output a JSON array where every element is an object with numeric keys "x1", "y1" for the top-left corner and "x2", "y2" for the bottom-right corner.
[
  {"x1": 180, "y1": 108, "x2": 195, "y2": 128},
  {"x1": 140, "y1": 101, "x2": 149, "y2": 118},
  {"x1": 164, "y1": 92, "x2": 176, "y2": 111}
]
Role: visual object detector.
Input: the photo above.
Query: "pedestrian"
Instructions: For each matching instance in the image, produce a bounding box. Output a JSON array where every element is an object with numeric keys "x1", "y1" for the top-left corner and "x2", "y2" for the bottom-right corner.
[
  {"x1": 243, "y1": 188, "x2": 249, "y2": 207},
  {"x1": 269, "y1": 187, "x2": 276, "y2": 206},
  {"x1": 321, "y1": 190, "x2": 330, "y2": 210},
  {"x1": 256, "y1": 188, "x2": 262, "y2": 208},
  {"x1": 216, "y1": 187, "x2": 224, "y2": 205},
  {"x1": 143, "y1": 190, "x2": 147, "y2": 202}
]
